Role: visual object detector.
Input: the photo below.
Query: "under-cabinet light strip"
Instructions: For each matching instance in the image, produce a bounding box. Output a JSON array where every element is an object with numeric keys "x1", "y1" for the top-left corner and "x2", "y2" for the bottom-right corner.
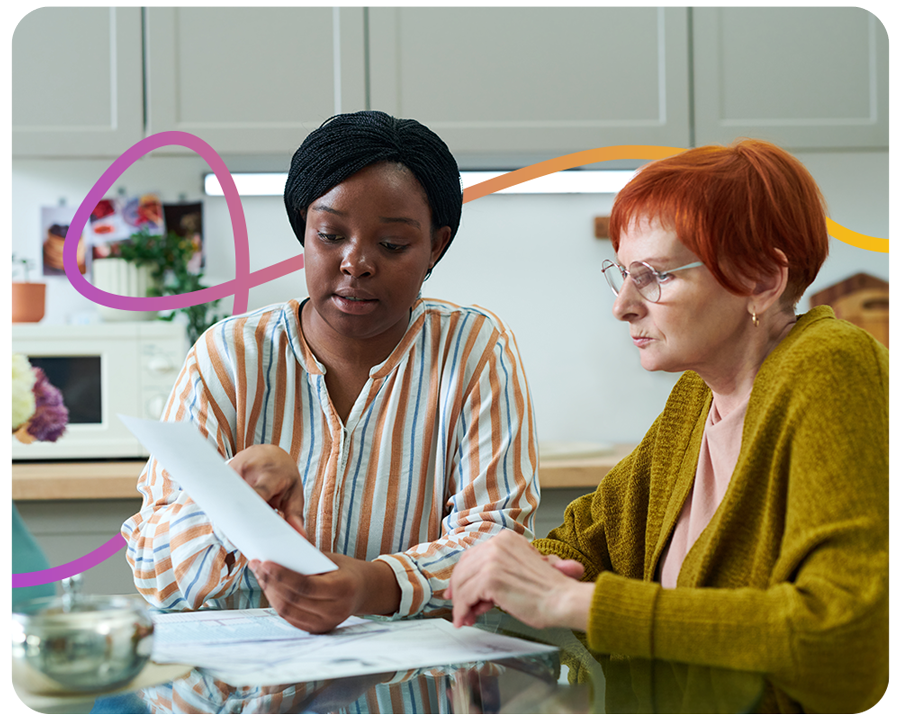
[{"x1": 203, "y1": 170, "x2": 636, "y2": 197}]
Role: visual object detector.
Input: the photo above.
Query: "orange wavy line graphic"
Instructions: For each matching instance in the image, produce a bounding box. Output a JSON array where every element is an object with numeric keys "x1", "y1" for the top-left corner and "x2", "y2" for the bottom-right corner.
[
  {"x1": 825, "y1": 218, "x2": 888, "y2": 254},
  {"x1": 463, "y1": 145, "x2": 888, "y2": 254}
]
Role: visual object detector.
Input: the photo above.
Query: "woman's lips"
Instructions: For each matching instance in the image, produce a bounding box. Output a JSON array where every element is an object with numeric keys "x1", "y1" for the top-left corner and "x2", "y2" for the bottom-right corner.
[
  {"x1": 332, "y1": 293, "x2": 378, "y2": 315},
  {"x1": 632, "y1": 336, "x2": 653, "y2": 348}
]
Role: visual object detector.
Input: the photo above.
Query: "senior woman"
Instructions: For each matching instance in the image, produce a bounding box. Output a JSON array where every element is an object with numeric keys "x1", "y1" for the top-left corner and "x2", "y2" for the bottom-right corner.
[
  {"x1": 122, "y1": 111, "x2": 539, "y2": 633},
  {"x1": 447, "y1": 140, "x2": 888, "y2": 713}
]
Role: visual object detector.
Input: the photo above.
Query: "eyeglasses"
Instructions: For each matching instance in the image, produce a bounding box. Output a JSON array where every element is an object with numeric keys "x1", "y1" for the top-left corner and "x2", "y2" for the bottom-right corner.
[{"x1": 601, "y1": 259, "x2": 704, "y2": 303}]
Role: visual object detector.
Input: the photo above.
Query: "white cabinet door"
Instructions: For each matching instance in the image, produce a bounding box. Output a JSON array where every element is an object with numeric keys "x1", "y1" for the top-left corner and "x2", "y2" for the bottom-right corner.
[
  {"x1": 144, "y1": 7, "x2": 366, "y2": 156},
  {"x1": 368, "y1": 7, "x2": 691, "y2": 164},
  {"x1": 693, "y1": 7, "x2": 888, "y2": 150},
  {"x1": 12, "y1": 7, "x2": 144, "y2": 158}
]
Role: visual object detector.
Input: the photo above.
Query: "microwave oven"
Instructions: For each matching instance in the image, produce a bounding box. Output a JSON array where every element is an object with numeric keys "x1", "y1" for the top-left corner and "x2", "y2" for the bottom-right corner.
[{"x1": 12, "y1": 322, "x2": 188, "y2": 461}]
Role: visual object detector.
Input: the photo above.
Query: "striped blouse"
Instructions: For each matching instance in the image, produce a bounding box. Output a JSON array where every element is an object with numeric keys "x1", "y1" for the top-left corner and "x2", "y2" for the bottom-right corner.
[{"x1": 122, "y1": 297, "x2": 540, "y2": 618}]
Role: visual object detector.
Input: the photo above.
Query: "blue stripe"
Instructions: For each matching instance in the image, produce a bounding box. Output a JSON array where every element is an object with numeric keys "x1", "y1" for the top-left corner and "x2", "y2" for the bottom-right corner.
[
  {"x1": 440, "y1": 313, "x2": 471, "y2": 462},
  {"x1": 182, "y1": 545, "x2": 214, "y2": 600},
  {"x1": 398, "y1": 342, "x2": 426, "y2": 550},
  {"x1": 497, "y1": 346, "x2": 513, "y2": 500},
  {"x1": 260, "y1": 319, "x2": 277, "y2": 440},
  {"x1": 169, "y1": 510, "x2": 207, "y2": 529},
  {"x1": 342, "y1": 405, "x2": 375, "y2": 555},
  {"x1": 422, "y1": 546, "x2": 462, "y2": 567},
  {"x1": 302, "y1": 379, "x2": 316, "y2": 483}
]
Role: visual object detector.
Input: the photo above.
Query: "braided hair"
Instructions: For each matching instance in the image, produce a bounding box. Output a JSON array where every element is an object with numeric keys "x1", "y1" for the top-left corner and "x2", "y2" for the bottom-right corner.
[{"x1": 284, "y1": 110, "x2": 462, "y2": 270}]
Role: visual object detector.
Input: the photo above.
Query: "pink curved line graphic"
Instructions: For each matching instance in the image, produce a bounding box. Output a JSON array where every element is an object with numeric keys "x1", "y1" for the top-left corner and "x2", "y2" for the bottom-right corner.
[
  {"x1": 62, "y1": 131, "x2": 256, "y2": 316},
  {"x1": 17, "y1": 138, "x2": 887, "y2": 590},
  {"x1": 12, "y1": 534, "x2": 127, "y2": 588}
]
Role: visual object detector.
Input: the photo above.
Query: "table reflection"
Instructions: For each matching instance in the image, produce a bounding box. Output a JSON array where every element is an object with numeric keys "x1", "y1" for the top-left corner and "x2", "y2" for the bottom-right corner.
[{"x1": 90, "y1": 612, "x2": 764, "y2": 714}]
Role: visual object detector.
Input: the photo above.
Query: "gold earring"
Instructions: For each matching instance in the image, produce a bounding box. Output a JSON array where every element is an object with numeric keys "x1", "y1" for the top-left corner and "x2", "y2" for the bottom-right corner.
[{"x1": 751, "y1": 311, "x2": 759, "y2": 327}]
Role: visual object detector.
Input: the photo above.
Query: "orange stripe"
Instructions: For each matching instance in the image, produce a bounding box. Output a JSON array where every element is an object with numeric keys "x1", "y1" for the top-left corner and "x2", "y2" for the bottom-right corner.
[
  {"x1": 308, "y1": 419, "x2": 336, "y2": 550},
  {"x1": 205, "y1": 328, "x2": 236, "y2": 407},
  {"x1": 244, "y1": 314, "x2": 272, "y2": 446},
  {"x1": 426, "y1": 313, "x2": 445, "y2": 541},
  {"x1": 231, "y1": 317, "x2": 250, "y2": 448},
  {"x1": 466, "y1": 380, "x2": 481, "y2": 492},
  {"x1": 381, "y1": 346, "x2": 416, "y2": 554},
  {"x1": 354, "y1": 373, "x2": 395, "y2": 559},
  {"x1": 485, "y1": 353, "x2": 503, "y2": 505}
]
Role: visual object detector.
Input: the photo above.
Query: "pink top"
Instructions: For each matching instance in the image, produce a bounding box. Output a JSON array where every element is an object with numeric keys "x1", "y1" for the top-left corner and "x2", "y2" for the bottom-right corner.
[{"x1": 658, "y1": 391, "x2": 751, "y2": 589}]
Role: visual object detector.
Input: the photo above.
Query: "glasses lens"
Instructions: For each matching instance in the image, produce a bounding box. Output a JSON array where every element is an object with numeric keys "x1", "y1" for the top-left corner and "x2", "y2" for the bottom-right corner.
[
  {"x1": 602, "y1": 261, "x2": 625, "y2": 295},
  {"x1": 628, "y1": 263, "x2": 660, "y2": 302}
]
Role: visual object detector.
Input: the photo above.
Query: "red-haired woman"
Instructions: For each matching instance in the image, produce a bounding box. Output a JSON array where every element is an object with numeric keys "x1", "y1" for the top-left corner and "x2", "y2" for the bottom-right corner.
[{"x1": 447, "y1": 140, "x2": 888, "y2": 713}]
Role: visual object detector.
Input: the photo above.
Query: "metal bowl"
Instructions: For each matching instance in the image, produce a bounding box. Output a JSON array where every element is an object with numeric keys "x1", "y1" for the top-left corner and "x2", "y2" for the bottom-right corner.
[{"x1": 12, "y1": 594, "x2": 154, "y2": 695}]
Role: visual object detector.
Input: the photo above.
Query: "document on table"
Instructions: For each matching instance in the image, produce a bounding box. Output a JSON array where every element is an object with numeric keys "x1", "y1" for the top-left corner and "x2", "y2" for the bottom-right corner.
[
  {"x1": 118, "y1": 415, "x2": 337, "y2": 575},
  {"x1": 150, "y1": 608, "x2": 557, "y2": 685}
]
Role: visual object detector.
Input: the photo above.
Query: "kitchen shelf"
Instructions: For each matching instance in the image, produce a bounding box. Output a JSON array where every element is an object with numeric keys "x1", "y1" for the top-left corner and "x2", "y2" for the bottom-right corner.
[
  {"x1": 12, "y1": 461, "x2": 147, "y2": 500},
  {"x1": 11, "y1": 446, "x2": 636, "y2": 501},
  {"x1": 537, "y1": 443, "x2": 633, "y2": 490}
]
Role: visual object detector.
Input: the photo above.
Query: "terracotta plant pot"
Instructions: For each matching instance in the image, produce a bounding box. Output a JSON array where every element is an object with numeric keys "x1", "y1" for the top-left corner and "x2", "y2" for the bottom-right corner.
[{"x1": 12, "y1": 282, "x2": 46, "y2": 323}]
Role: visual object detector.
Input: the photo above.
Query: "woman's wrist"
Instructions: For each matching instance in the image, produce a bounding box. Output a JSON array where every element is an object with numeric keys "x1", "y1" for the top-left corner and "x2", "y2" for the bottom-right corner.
[
  {"x1": 553, "y1": 579, "x2": 594, "y2": 632},
  {"x1": 353, "y1": 558, "x2": 402, "y2": 617}
]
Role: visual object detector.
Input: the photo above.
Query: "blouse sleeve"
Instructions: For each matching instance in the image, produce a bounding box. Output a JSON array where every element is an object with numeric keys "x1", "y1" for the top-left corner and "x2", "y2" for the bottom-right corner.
[
  {"x1": 375, "y1": 325, "x2": 540, "y2": 617},
  {"x1": 120, "y1": 332, "x2": 264, "y2": 610}
]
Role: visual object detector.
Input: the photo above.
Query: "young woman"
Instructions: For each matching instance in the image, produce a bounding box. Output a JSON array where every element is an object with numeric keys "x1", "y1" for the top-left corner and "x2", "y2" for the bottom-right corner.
[
  {"x1": 123, "y1": 111, "x2": 539, "y2": 632},
  {"x1": 447, "y1": 140, "x2": 888, "y2": 713}
]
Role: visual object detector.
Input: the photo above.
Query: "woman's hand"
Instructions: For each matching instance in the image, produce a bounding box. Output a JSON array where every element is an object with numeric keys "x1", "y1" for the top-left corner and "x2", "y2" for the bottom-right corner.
[
  {"x1": 229, "y1": 445, "x2": 305, "y2": 536},
  {"x1": 249, "y1": 554, "x2": 401, "y2": 633},
  {"x1": 446, "y1": 530, "x2": 593, "y2": 631}
]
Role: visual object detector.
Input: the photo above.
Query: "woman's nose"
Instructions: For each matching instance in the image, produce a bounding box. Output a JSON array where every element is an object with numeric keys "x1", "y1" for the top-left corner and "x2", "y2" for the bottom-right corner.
[
  {"x1": 340, "y1": 243, "x2": 374, "y2": 277},
  {"x1": 611, "y1": 278, "x2": 645, "y2": 321}
]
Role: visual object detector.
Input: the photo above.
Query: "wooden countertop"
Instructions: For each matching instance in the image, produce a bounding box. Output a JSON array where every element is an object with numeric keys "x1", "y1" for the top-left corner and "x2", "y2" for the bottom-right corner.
[{"x1": 11, "y1": 445, "x2": 634, "y2": 500}]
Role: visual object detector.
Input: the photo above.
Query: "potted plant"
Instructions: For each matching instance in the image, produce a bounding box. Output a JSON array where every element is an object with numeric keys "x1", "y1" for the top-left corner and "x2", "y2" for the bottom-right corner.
[
  {"x1": 12, "y1": 255, "x2": 46, "y2": 323},
  {"x1": 104, "y1": 230, "x2": 222, "y2": 344}
]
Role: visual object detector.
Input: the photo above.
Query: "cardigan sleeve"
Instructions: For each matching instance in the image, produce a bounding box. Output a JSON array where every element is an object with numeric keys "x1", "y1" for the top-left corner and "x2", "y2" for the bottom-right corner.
[
  {"x1": 582, "y1": 331, "x2": 889, "y2": 713},
  {"x1": 532, "y1": 412, "x2": 664, "y2": 582}
]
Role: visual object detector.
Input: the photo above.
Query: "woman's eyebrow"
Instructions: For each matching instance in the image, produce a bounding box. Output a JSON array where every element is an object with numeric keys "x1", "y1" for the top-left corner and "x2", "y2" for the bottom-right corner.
[
  {"x1": 310, "y1": 203, "x2": 421, "y2": 229},
  {"x1": 379, "y1": 216, "x2": 421, "y2": 229}
]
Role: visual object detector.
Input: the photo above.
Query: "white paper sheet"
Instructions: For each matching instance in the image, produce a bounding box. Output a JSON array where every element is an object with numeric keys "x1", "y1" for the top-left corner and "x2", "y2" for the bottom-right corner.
[
  {"x1": 118, "y1": 415, "x2": 337, "y2": 575},
  {"x1": 150, "y1": 608, "x2": 557, "y2": 685}
]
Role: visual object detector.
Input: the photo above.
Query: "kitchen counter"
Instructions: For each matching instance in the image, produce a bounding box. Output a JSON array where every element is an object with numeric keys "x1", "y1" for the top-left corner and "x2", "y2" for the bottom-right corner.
[{"x1": 11, "y1": 445, "x2": 635, "y2": 500}]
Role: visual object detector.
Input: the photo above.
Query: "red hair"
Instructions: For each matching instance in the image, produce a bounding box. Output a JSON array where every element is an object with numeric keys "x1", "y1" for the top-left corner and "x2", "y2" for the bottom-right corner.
[{"x1": 609, "y1": 139, "x2": 829, "y2": 304}]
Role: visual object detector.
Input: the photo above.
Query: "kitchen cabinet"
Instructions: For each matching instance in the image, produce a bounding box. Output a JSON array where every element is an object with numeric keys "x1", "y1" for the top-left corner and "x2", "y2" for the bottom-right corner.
[
  {"x1": 12, "y1": 7, "x2": 144, "y2": 158},
  {"x1": 11, "y1": 7, "x2": 888, "y2": 160},
  {"x1": 368, "y1": 7, "x2": 691, "y2": 162},
  {"x1": 144, "y1": 7, "x2": 366, "y2": 156},
  {"x1": 692, "y1": 7, "x2": 888, "y2": 150}
]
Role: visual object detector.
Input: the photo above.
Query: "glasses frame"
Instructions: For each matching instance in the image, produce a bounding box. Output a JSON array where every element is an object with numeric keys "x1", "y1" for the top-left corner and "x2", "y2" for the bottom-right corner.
[{"x1": 601, "y1": 259, "x2": 704, "y2": 303}]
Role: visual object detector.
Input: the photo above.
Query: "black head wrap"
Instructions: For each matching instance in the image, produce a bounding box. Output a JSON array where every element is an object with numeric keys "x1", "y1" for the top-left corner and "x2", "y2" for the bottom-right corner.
[{"x1": 284, "y1": 110, "x2": 462, "y2": 269}]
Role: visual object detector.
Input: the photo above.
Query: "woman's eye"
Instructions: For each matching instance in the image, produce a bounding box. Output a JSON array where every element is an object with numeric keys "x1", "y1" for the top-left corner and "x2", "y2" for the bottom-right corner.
[
  {"x1": 381, "y1": 241, "x2": 407, "y2": 252},
  {"x1": 317, "y1": 232, "x2": 341, "y2": 243}
]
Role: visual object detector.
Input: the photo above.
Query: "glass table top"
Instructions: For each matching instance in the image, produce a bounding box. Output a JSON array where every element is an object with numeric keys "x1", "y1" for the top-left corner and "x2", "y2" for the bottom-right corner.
[{"x1": 16, "y1": 610, "x2": 766, "y2": 714}]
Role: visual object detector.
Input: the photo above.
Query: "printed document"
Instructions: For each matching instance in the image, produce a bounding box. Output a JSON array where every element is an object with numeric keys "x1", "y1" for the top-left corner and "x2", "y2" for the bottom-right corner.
[
  {"x1": 150, "y1": 608, "x2": 556, "y2": 685},
  {"x1": 119, "y1": 415, "x2": 337, "y2": 575}
]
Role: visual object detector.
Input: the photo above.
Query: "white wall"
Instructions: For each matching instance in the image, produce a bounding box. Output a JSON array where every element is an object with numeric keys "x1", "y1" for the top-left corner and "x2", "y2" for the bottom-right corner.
[{"x1": 11, "y1": 148, "x2": 888, "y2": 444}]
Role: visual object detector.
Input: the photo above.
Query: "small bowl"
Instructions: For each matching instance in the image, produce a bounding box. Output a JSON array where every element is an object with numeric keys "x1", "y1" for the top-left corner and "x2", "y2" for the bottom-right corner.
[{"x1": 12, "y1": 595, "x2": 154, "y2": 695}]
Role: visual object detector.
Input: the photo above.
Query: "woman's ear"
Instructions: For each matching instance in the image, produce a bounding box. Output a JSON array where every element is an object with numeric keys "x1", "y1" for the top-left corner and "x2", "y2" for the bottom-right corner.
[
  {"x1": 750, "y1": 249, "x2": 790, "y2": 315},
  {"x1": 430, "y1": 226, "x2": 453, "y2": 267}
]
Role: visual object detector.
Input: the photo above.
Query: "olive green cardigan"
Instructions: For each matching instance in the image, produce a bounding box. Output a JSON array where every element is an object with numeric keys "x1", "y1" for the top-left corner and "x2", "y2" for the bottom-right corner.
[{"x1": 534, "y1": 306, "x2": 888, "y2": 713}]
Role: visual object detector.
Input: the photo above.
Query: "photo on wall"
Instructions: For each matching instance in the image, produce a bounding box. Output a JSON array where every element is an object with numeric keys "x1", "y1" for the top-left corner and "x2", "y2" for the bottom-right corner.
[
  {"x1": 87, "y1": 194, "x2": 165, "y2": 262},
  {"x1": 162, "y1": 201, "x2": 204, "y2": 272},
  {"x1": 39, "y1": 205, "x2": 86, "y2": 277}
]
